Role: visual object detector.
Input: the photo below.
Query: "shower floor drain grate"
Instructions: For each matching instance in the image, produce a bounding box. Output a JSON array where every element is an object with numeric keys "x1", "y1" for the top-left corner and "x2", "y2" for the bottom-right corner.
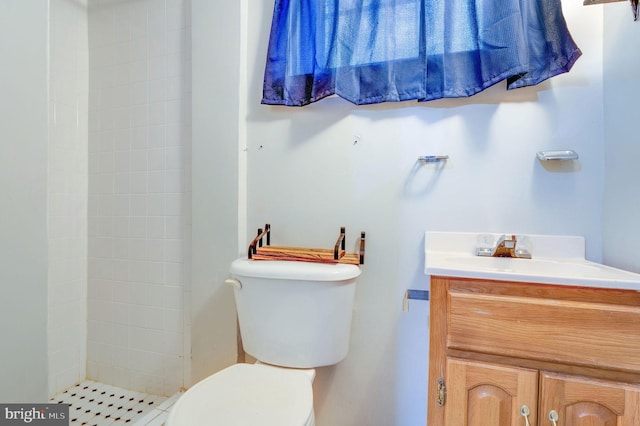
[{"x1": 50, "y1": 380, "x2": 168, "y2": 426}]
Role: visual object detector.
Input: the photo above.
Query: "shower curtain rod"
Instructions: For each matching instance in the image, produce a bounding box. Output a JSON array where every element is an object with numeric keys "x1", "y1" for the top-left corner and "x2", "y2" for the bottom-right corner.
[
  {"x1": 583, "y1": 0, "x2": 639, "y2": 21},
  {"x1": 583, "y1": 0, "x2": 625, "y2": 4}
]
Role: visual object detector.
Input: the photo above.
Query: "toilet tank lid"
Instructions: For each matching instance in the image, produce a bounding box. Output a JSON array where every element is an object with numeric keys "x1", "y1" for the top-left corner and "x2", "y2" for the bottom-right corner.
[{"x1": 231, "y1": 258, "x2": 361, "y2": 281}]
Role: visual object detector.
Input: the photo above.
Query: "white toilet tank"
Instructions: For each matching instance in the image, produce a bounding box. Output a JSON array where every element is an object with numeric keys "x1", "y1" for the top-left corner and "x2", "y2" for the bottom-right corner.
[{"x1": 229, "y1": 258, "x2": 361, "y2": 368}]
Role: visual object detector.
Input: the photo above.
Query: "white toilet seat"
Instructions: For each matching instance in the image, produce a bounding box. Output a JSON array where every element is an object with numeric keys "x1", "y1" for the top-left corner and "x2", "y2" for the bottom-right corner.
[{"x1": 166, "y1": 363, "x2": 315, "y2": 426}]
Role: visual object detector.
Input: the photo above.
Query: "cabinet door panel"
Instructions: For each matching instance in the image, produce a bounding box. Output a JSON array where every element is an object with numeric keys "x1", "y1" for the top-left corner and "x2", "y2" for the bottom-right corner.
[
  {"x1": 540, "y1": 372, "x2": 640, "y2": 426},
  {"x1": 445, "y1": 358, "x2": 538, "y2": 426}
]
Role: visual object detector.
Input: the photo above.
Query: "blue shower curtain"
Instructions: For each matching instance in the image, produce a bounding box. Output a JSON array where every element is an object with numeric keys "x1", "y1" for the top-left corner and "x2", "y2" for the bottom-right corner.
[{"x1": 262, "y1": 0, "x2": 582, "y2": 106}]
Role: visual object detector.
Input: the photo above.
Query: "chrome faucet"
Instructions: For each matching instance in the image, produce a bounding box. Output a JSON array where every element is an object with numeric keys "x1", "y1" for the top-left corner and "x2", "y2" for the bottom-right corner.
[{"x1": 476, "y1": 234, "x2": 532, "y2": 259}]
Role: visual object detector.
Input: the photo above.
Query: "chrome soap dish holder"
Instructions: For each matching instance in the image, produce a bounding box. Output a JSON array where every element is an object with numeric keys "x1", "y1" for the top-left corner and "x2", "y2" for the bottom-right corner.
[{"x1": 536, "y1": 150, "x2": 579, "y2": 161}]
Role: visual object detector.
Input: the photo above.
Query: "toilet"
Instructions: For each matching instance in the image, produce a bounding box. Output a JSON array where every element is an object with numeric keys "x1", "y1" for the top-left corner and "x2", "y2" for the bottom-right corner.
[{"x1": 166, "y1": 258, "x2": 361, "y2": 426}]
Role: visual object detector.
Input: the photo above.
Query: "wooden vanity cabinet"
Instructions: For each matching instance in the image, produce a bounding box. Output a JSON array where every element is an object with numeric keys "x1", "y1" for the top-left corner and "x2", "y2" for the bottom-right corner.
[{"x1": 427, "y1": 276, "x2": 640, "y2": 426}]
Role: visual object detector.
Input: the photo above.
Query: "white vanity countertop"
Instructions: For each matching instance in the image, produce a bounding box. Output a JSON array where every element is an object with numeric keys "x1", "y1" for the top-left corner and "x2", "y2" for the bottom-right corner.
[{"x1": 424, "y1": 232, "x2": 640, "y2": 290}]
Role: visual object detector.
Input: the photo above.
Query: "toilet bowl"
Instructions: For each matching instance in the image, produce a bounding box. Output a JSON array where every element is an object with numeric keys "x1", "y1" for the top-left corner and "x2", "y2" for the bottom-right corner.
[
  {"x1": 166, "y1": 363, "x2": 315, "y2": 426},
  {"x1": 167, "y1": 258, "x2": 360, "y2": 426}
]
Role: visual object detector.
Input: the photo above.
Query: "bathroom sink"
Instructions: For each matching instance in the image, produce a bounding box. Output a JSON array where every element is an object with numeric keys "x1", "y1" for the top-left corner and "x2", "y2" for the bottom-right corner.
[{"x1": 425, "y1": 232, "x2": 640, "y2": 290}]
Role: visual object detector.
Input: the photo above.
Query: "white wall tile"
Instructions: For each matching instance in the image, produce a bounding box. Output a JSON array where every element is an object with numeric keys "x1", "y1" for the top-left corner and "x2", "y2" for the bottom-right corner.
[
  {"x1": 167, "y1": 53, "x2": 182, "y2": 78},
  {"x1": 165, "y1": 240, "x2": 182, "y2": 263},
  {"x1": 147, "y1": 240, "x2": 165, "y2": 262},
  {"x1": 113, "y1": 194, "x2": 130, "y2": 216},
  {"x1": 164, "y1": 170, "x2": 183, "y2": 193},
  {"x1": 130, "y1": 60, "x2": 149, "y2": 82},
  {"x1": 146, "y1": 286, "x2": 165, "y2": 307},
  {"x1": 148, "y1": 7, "x2": 167, "y2": 37},
  {"x1": 129, "y1": 305, "x2": 147, "y2": 328},
  {"x1": 128, "y1": 239, "x2": 148, "y2": 260},
  {"x1": 130, "y1": 194, "x2": 148, "y2": 216},
  {"x1": 112, "y1": 282, "x2": 129, "y2": 304},
  {"x1": 164, "y1": 147, "x2": 182, "y2": 170},
  {"x1": 112, "y1": 129, "x2": 131, "y2": 152},
  {"x1": 147, "y1": 199, "x2": 164, "y2": 219},
  {"x1": 112, "y1": 304, "x2": 129, "y2": 327},
  {"x1": 148, "y1": 263, "x2": 166, "y2": 284},
  {"x1": 148, "y1": 148, "x2": 165, "y2": 170},
  {"x1": 164, "y1": 217, "x2": 181, "y2": 239},
  {"x1": 132, "y1": 82, "x2": 149, "y2": 105},
  {"x1": 164, "y1": 263, "x2": 183, "y2": 286},
  {"x1": 131, "y1": 149, "x2": 148, "y2": 171},
  {"x1": 164, "y1": 194, "x2": 182, "y2": 216},
  {"x1": 149, "y1": 102, "x2": 166, "y2": 125},
  {"x1": 114, "y1": 172, "x2": 131, "y2": 194},
  {"x1": 113, "y1": 218, "x2": 129, "y2": 238},
  {"x1": 130, "y1": 172, "x2": 148, "y2": 193},
  {"x1": 148, "y1": 171, "x2": 165, "y2": 193},
  {"x1": 48, "y1": 0, "x2": 89, "y2": 397},
  {"x1": 87, "y1": 0, "x2": 189, "y2": 396},
  {"x1": 128, "y1": 261, "x2": 149, "y2": 283},
  {"x1": 149, "y1": 79, "x2": 167, "y2": 103}
]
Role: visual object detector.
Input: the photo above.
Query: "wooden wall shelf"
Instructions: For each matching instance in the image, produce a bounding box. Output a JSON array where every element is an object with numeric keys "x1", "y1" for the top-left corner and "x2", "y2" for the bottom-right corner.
[{"x1": 247, "y1": 224, "x2": 365, "y2": 265}]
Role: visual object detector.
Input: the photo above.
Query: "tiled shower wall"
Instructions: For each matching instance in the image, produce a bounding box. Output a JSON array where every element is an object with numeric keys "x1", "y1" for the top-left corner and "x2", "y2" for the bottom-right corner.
[
  {"x1": 48, "y1": 0, "x2": 89, "y2": 396},
  {"x1": 87, "y1": 0, "x2": 192, "y2": 396}
]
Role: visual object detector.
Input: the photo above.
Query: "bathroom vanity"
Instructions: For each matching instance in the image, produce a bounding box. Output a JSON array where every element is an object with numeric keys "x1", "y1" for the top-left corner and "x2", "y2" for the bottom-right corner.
[{"x1": 424, "y1": 232, "x2": 640, "y2": 426}]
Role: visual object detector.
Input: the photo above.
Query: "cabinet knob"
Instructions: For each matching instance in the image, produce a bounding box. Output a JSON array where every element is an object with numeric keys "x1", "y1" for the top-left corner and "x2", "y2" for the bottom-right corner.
[
  {"x1": 548, "y1": 410, "x2": 559, "y2": 426},
  {"x1": 520, "y1": 405, "x2": 531, "y2": 426}
]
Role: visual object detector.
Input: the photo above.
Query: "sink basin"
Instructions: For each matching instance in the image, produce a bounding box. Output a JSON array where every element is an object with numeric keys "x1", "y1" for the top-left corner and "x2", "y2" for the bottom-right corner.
[{"x1": 425, "y1": 232, "x2": 640, "y2": 290}]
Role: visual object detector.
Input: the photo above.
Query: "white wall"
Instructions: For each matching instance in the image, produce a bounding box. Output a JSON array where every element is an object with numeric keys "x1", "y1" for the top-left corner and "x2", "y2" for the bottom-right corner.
[
  {"x1": 86, "y1": 0, "x2": 192, "y2": 396},
  {"x1": 190, "y1": 0, "x2": 240, "y2": 384},
  {"x1": 0, "y1": 0, "x2": 50, "y2": 402},
  {"x1": 48, "y1": 0, "x2": 89, "y2": 396},
  {"x1": 602, "y1": 5, "x2": 640, "y2": 273},
  {"x1": 243, "y1": 2, "x2": 604, "y2": 425}
]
